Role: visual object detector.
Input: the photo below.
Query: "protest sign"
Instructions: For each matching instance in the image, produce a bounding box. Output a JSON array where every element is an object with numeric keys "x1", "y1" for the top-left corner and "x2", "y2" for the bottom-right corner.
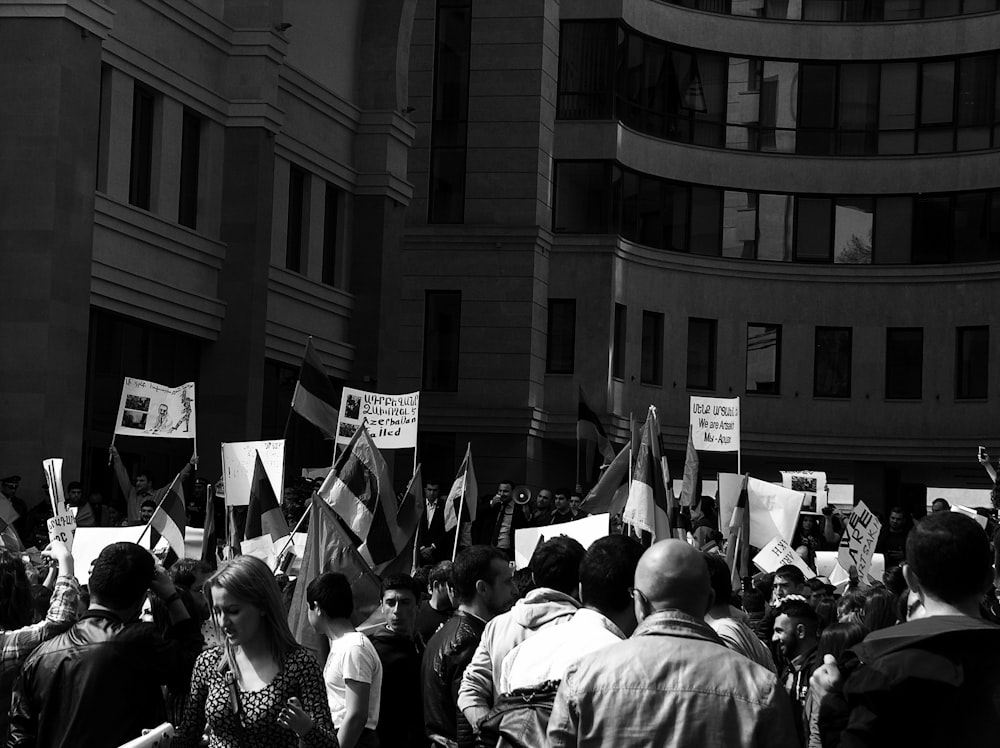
[
  {"x1": 47, "y1": 514, "x2": 77, "y2": 550},
  {"x1": 817, "y1": 551, "x2": 886, "y2": 585},
  {"x1": 72, "y1": 526, "x2": 147, "y2": 584},
  {"x1": 240, "y1": 535, "x2": 278, "y2": 566},
  {"x1": 43, "y1": 458, "x2": 77, "y2": 549},
  {"x1": 689, "y1": 396, "x2": 740, "y2": 452},
  {"x1": 114, "y1": 378, "x2": 195, "y2": 438},
  {"x1": 780, "y1": 470, "x2": 827, "y2": 512},
  {"x1": 513, "y1": 514, "x2": 610, "y2": 569},
  {"x1": 721, "y1": 474, "x2": 804, "y2": 548},
  {"x1": 951, "y1": 504, "x2": 988, "y2": 529},
  {"x1": 221, "y1": 440, "x2": 285, "y2": 506},
  {"x1": 753, "y1": 537, "x2": 816, "y2": 579},
  {"x1": 837, "y1": 500, "x2": 882, "y2": 582},
  {"x1": 335, "y1": 388, "x2": 419, "y2": 449}
]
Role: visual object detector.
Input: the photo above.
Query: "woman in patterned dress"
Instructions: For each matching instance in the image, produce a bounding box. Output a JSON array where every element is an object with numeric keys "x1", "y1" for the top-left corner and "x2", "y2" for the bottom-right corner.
[{"x1": 173, "y1": 556, "x2": 337, "y2": 747}]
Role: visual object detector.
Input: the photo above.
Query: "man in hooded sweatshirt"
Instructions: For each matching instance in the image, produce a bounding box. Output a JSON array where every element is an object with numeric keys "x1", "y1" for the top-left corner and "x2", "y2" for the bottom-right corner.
[{"x1": 457, "y1": 536, "x2": 585, "y2": 739}]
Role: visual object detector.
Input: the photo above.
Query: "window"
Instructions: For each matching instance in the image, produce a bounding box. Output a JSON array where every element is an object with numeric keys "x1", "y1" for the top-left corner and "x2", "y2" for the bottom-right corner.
[
  {"x1": 687, "y1": 318, "x2": 717, "y2": 390},
  {"x1": 814, "y1": 327, "x2": 852, "y2": 398},
  {"x1": 956, "y1": 326, "x2": 989, "y2": 399},
  {"x1": 129, "y1": 83, "x2": 155, "y2": 210},
  {"x1": 886, "y1": 328, "x2": 923, "y2": 399},
  {"x1": 833, "y1": 199, "x2": 873, "y2": 264},
  {"x1": 554, "y1": 162, "x2": 610, "y2": 233},
  {"x1": 322, "y1": 183, "x2": 340, "y2": 286},
  {"x1": 547, "y1": 300, "x2": 576, "y2": 374},
  {"x1": 918, "y1": 61, "x2": 956, "y2": 153},
  {"x1": 746, "y1": 324, "x2": 780, "y2": 394},
  {"x1": 612, "y1": 304, "x2": 627, "y2": 380},
  {"x1": 878, "y1": 63, "x2": 917, "y2": 154},
  {"x1": 873, "y1": 197, "x2": 912, "y2": 264},
  {"x1": 798, "y1": 64, "x2": 837, "y2": 155},
  {"x1": 557, "y1": 21, "x2": 616, "y2": 119},
  {"x1": 641, "y1": 311, "x2": 664, "y2": 385},
  {"x1": 912, "y1": 196, "x2": 951, "y2": 263},
  {"x1": 689, "y1": 187, "x2": 722, "y2": 256},
  {"x1": 795, "y1": 198, "x2": 833, "y2": 261},
  {"x1": 178, "y1": 110, "x2": 201, "y2": 229},
  {"x1": 285, "y1": 166, "x2": 307, "y2": 273},
  {"x1": 422, "y1": 291, "x2": 462, "y2": 391}
]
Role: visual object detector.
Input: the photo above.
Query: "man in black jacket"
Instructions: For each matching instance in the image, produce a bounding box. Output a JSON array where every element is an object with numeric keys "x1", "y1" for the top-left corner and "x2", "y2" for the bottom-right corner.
[
  {"x1": 422, "y1": 545, "x2": 515, "y2": 748},
  {"x1": 8, "y1": 542, "x2": 202, "y2": 748},
  {"x1": 813, "y1": 512, "x2": 1000, "y2": 747},
  {"x1": 473, "y1": 482, "x2": 531, "y2": 557}
]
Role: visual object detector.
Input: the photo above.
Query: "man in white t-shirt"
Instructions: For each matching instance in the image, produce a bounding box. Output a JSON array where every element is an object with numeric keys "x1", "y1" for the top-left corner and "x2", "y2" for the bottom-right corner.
[{"x1": 307, "y1": 571, "x2": 384, "y2": 748}]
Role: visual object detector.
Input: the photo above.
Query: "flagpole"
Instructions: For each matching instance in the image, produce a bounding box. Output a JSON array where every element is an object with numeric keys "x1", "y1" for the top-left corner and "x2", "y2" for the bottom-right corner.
[
  {"x1": 271, "y1": 503, "x2": 312, "y2": 573},
  {"x1": 135, "y1": 470, "x2": 183, "y2": 548},
  {"x1": 451, "y1": 460, "x2": 468, "y2": 562}
]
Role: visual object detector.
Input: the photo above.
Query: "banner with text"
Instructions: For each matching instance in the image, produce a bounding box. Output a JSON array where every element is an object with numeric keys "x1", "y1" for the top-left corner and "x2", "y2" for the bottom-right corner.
[
  {"x1": 753, "y1": 537, "x2": 816, "y2": 579},
  {"x1": 689, "y1": 396, "x2": 740, "y2": 452},
  {"x1": 114, "y1": 379, "x2": 196, "y2": 439},
  {"x1": 221, "y1": 440, "x2": 285, "y2": 507},
  {"x1": 43, "y1": 458, "x2": 76, "y2": 549},
  {"x1": 837, "y1": 500, "x2": 882, "y2": 582},
  {"x1": 335, "y1": 388, "x2": 419, "y2": 449}
]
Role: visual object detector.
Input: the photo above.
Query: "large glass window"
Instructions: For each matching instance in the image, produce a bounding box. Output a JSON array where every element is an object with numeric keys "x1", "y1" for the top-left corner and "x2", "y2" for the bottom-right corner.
[
  {"x1": 886, "y1": 328, "x2": 923, "y2": 399},
  {"x1": 919, "y1": 61, "x2": 956, "y2": 153},
  {"x1": 878, "y1": 63, "x2": 918, "y2": 154},
  {"x1": 957, "y1": 55, "x2": 996, "y2": 151},
  {"x1": 912, "y1": 196, "x2": 951, "y2": 263},
  {"x1": 746, "y1": 324, "x2": 780, "y2": 394},
  {"x1": 641, "y1": 311, "x2": 664, "y2": 385},
  {"x1": 422, "y1": 291, "x2": 462, "y2": 392},
  {"x1": 557, "y1": 21, "x2": 616, "y2": 119},
  {"x1": 814, "y1": 327, "x2": 852, "y2": 398},
  {"x1": 322, "y1": 183, "x2": 340, "y2": 286},
  {"x1": 177, "y1": 110, "x2": 201, "y2": 229},
  {"x1": 795, "y1": 198, "x2": 833, "y2": 262},
  {"x1": 285, "y1": 165, "x2": 307, "y2": 273},
  {"x1": 956, "y1": 326, "x2": 989, "y2": 399},
  {"x1": 687, "y1": 318, "x2": 717, "y2": 390},
  {"x1": 834, "y1": 199, "x2": 873, "y2": 264},
  {"x1": 547, "y1": 300, "x2": 576, "y2": 374},
  {"x1": 798, "y1": 64, "x2": 837, "y2": 155},
  {"x1": 873, "y1": 197, "x2": 912, "y2": 264},
  {"x1": 129, "y1": 83, "x2": 155, "y2": 210},
  {"x1": 612, "y1": 304, "x2": 627, "y2": 380}
]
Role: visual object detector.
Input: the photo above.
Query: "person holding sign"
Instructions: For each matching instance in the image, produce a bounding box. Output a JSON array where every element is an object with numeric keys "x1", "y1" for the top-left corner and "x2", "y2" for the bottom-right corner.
[{"x1": 109, "y1": 446, "x2": 196, "y2": 524}]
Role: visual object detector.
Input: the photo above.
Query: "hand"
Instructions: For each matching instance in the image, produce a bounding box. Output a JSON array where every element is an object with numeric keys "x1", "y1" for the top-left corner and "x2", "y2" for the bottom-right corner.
[
  {"x1": 809, "y1": 654, "x2": 841, "y2": 701},
  {"x1": 148, "y1": 561, "x2": 178, "y2": 600},
  {"x1": 109, "y1": 445, "x2": 119, "y2": 457},
  {"x1": 419, "y1": 546, "x2": 435, "y2": 563},
  {"x1": 278, "y1": 697, "x2": 314, "y2": 737},
  {"x1": 189, "y1": 452, "x2": 199, "y2": 467},
  {"x1": 41, "y1": 540, "x2": 74, "y2": 577},
  {"x1": 979, "y1": 450, "x2": 990, "y2": 465}
]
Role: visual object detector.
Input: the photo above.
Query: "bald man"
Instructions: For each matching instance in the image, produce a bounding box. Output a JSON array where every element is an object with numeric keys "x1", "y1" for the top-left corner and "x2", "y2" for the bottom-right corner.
[{"x1": 547, "y1": 540, "x2": 798, "y2": 748}]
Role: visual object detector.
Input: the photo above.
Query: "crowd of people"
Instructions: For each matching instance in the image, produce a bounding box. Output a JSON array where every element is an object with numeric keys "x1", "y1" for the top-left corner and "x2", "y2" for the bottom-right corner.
[{"x1": 0, "y1": 462, "x2": 997, "y2": 747}]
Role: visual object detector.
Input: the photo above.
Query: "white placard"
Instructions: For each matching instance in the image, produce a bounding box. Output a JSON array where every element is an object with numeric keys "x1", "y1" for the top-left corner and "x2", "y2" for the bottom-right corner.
[
  {"x1": 221, "y1": 440, "x2": 285, "y2": 507},
  {"x1": 47, "y1": 514, "x2": 77, "y2": 551},
  {"x1": 837, "y1": 500, "x2": 882, "y2": 582},
  {"x1": 752, "y1": 537, "x2": 816, "y2": 579},
  {"x1": 780, "y1": 470, "x2": 828, "y2": 512},
  {"x1": 689, "y1": 396, "x2": 740, "y2": 452},
  {"x1": 335, "y1": 388, "x2": 419, "y2": 449},
  {"x1": 240, "y1": 535, "x2": 277, "y2": 566},
  {"x1": 950, "y1": 504, "x2": 988, "y2": 529},
  {"x1": 72, "y1": 526, "x2": 147, "y2": 585},
  {"x1": 513, "y1": 514, "x2": 610, "y2": 569},
  {"x1": 114, "y1": 378, "x2": 195, "y2": 438}
]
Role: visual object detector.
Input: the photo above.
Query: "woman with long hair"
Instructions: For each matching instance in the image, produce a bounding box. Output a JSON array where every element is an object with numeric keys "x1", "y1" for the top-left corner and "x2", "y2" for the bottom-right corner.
[
  {"x1": 173, "y1": 556, "x2": 336, "y2": 747},
  {"x1": 805, "y1": 621, "x2": 869, "y2": 748}
]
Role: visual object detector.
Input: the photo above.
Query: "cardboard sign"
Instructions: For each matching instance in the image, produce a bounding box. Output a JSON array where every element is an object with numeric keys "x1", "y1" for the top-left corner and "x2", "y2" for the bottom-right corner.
[
  {"x1": 818, "y1": 551, "x2": 886, "y2": 586},
  {"x1": 780, "y1": 470, "x2": 827, "y2": 512},
  {"x1": 72, "y1": 526, "x2": 147, "y2": 585},
  {"x1": 335, "y1": 388, "x2": 419, "y2": 449},
  {"x1": 46, "y1": 514, "x2": 77, "y2": 550},
  {"x1": 689, "y1": 396, "x2": 740, "y2": 452},
  {"x1": 837, "y1": 500, "x2": 882, "y2": 582},
  {"x1": 43, "y1": 458, "x2": 76, "y2": 549},
  {"x1": 753, "y1": 537, "x2": 816, "y2": 579},
  {"x1": 221, "y1": 440, "x2": 285, "y2": 506},
  {"x1": 513, "y1": 514, "x2": 610, "y2": 569},
  {"x1": 114, "y1": 378, "x2": 196, "y2": 438}
]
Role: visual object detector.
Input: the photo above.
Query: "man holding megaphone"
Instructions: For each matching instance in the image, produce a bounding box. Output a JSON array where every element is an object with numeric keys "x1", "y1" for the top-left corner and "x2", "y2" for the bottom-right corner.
[{"x1": 473, "y1": 480, "x2": 532, "y2": 557}]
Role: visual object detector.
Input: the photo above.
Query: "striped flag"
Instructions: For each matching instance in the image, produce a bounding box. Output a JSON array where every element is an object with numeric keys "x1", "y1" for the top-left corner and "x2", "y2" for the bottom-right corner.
[
  {"x1": 318, "y1": 424, "x2": 400, "y2": 567},
  {"x1": 622, "y1": 408, "x2": 672, "y2": 544},
  {"x1": 288, "y1": 494, "x2": 383, "y2": 665},
  {"x1": 680, "y1": 425, "x2": 700, "y2": 507},
  {"x1": 200, "y1": 483, "x2": 218, "y2": 568},
  {"x1": 725, "y1": 474, "x2": 751, "y2": 586},
  {"x1": 444, "y1": 443, "x2": 478, "y2": 532},
  {"x1": 380, "y1": 465, "x2": 425, "y2": 576},
  {"x1": 578, "y1": 389, "x2": 616, "y2": 481},
  {"x1": 149, "y1": 476, "x2": 187, "y2": 559},
  {"x1": 580, "y1": 442, "x2": 631, "y2": 516},
  {"x1": 290, "y1": 338, "x2": 340, "y2": 438},
  {"x1": 245, "y1": 452, "x2": 290, "y2": 543}
]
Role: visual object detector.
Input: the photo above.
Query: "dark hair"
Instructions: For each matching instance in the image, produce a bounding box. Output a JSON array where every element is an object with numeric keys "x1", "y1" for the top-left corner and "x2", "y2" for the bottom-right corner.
[
  {"x1": 931, "y1": 498, "x2": 950, "y2": 510},
  {"x1": 906, "y1": 512, "x2": 991, "y2": 604},
  {"x1": 814, "y1": 599, "x2": 838, "y2": 631},
  {"x1": 752, "y1": 572, "x2": 774, "y2": 601},
  {"x1": 498, "y1": 479, "x2": 515, "y2": 489},
  {"x1": 413, "y1": 564, "x2": 432, "y2": 591},
  {"x1": 89, "y1": 543, "x2": 155, "y2": 610},
  {"x1": 882, "y1": 565, "x2": 906, "y2": 596},
  {"x1": 306, "y1": 571, "x2": 353, "y2": 619},
  {"x1": 838, "y1": 589, "x2": 867, "y2": 621},
  {"x1": 863, "y1": 587, "x2": 899, "y2": 631},
  {"x1": 67, "y1": 481, "x2": 82, "y2": 492},
  {"x1": 889, "y1": 506, "x2": 908, "y2": 518},
  {"x1": 777, "y1": 598, "x2": 819, "y2": 633},
  {"x1": 816, "y1": 621, "x2": 868, "y2": 663},
  {"x1": 742, "y1": 589, "x2": 766, "y2": 614},
  {"x1": 529, "y1": 536, "x2": 586, "y2": 594},
  {"x1": 0, "y1": 550, "x2": 33, "y2": 629},
  {"x1": 139, "y1": 499, "x2": 157, "y2": 511},
  {"x1": 703, "y1": 553, "x2": 733, "y2": 607},
  {"x1": 31, "y1": 584, "x2": 52, "y2": 624},
  {"x1": 451, "y1": 545, "x2": 507, "y2": 603},
  {"x1": 512, "y1": 568, "x2": 536, "y2": 599},
  {"x1": 774, "y1": 565, "x2": 806, "y2": 586},
  {"x1": 580, "y1": 536, "x2": 644, "y2": 613},
  {"x1": 136, "y1": 469, "x2": 154, "y2": 485},
  {"x1": 168, "y1": 558, "x2": 212, "y2": 589},
  {"x1": 381, "y1": 573, "x2": 419, "y2": 600},
  {"x1": 428, "y1": 560, "x2": 452, "y2": 587}
]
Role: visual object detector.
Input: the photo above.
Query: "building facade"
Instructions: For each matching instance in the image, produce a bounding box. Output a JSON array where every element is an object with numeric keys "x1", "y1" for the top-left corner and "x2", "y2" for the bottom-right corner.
[{"x1": 401, "y1": 0, "x2": 1000, "y2": 514}]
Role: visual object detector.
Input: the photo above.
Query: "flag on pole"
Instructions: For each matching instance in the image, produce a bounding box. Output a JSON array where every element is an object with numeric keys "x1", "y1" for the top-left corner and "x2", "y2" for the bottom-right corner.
[
  {"x1": 318, "y1": 424, "x2": 400, "y2": 567},
  {"x1": 580, "y1": 443, "x2": 631, "y2": 516},
  {"x1": 288, "y1": 495, "x2": 384, "y2": 665},
  {"x1": 622, "y1": 408, "x2": 672, "y2": 543},
  {"x1": 148, "y1": 479, "x2": 187, "y2": 559},
  {"x1": 444, "y1": 444, "x2": 478, "y2": 532},
  {"x1": 680, "y1": 425, "x2": 700, "y2": 507},
  {"x1": 725, "y1": 474, "x2": 751, "y2": 586},
  {"x1": 578, "y1": 389, "x2": 616, "y2": 480},
  {"x1": 380, "y1": 465, "x2": 425, "y2": 576},
  {"x1": 290, "y1": 338, "x2": 340, "y2": 438},
  {"x1": 245, "y1": 452, "x2": 290, "y2": 543},
  {"x1": 200, "y1": 485, "x2": 218, "y2": 568}
]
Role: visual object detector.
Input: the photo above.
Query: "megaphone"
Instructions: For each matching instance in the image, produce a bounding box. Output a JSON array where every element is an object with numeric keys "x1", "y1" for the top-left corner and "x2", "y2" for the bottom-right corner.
[{"x1": 513, "y1": 485, "x2": 532, "y2": 506}]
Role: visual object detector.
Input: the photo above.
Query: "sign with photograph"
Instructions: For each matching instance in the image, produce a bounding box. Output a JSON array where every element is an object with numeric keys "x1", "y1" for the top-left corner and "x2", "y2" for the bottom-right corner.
[
  {"x1": 221, "y1": 440, "x2": 285, "y2": 507},
  {"x1": 780, "y1": 470, "x2": 828, "y2": 512},
  {"x1": 335, "y1": 388, "x2": 419, "y2": 449},
  {"x1": 114, "y1": 379, "x2": 196, "y2": 439},
  {"x1": 689, "y1": 396, "x2": 740, "y2": 452}
]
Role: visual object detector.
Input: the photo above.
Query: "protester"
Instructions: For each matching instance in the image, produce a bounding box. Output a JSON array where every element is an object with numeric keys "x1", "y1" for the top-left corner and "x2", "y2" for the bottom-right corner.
[
  {"x1": 532, "y1": 488, "x2": 554, "y2": 527},
  {"x1": 568, "y1": 490, "x2": 589, "y2": 520},
  {"x1": 874, "y1": 506, "x2": 911, "y2": 568},
  {"x1": 419, "y1": 481, "x2": 455, "y2": 564},
  {"x1": 422, "y1": 545, "x2": 515, "y2": 748},
  {"x1": 10, "y1": 542, "x2": 201, "y2": 747},
  {"x1": 458, "y1": 536, "x2": 585, "y2": 734},
  {"x1": 109, "y1": 445, "x2": 196, "y2": 523},
  {"x1": 65, "y1": 481, "x2": 95, "y2": 527},
  {"x1": 548, "y1": 491, "x2": 575, "y2": 525},
  {"x1": 930, "y1": 497, "x2": 950, "y2": 513},
  {"x1": 370, "y1": 574, "x2": 424, "y2": 748},
  {"x1": 803, "y1": 621, "x2": 868, "y2": 748},
  {"x1": 547, "y1": 539, "x2": 798, "y2": 747},
  {"x1": 416, "y1": 560, "x2": 455, "y2": 642},
  {"x1": 704, "y1": 554, "x2": 776, "y2": 673},
  {"x1": 174, "y1": 555, "x2": 336, "y2": 748},
  {"x1": 772, "y1": 597, "x2": 820, "y2": 743},
  {"x1": 813, "y1": 512, "x2": 1000, "y2": 747},
  {"x1": 473, "y1": 481, "x2": 530, "y2": 556}
]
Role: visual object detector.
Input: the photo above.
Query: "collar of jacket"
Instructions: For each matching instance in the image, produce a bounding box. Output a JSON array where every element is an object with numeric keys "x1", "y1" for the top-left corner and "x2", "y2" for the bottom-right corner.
[
  {"x1": 853, "y1": 614, "x2": 1000, "y2": 662},
  {"x1": 632, "y1": 609, "x2": 725, "y2": 645}
]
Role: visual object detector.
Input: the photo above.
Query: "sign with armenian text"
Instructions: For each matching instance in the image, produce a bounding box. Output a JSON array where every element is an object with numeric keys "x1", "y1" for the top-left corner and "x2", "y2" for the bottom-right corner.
[
  {"x1": 753, "y1": 537, "x2": 816, "y2": 579},
  {"x1": 221, "y1": 440, "x2": 285, "y2": 507},
  {"x1": 114, "y1": 378, "x2": 196, "y2": 439},
  {"x1": 335, "y1": 388, "x2": 419, "y2": 449},
  {"x1": 689, "y1": 396, "x2": 740, "y2": 452},
  {"x1": 837, "y1": 500, "x2": 882, "y2": 582}
]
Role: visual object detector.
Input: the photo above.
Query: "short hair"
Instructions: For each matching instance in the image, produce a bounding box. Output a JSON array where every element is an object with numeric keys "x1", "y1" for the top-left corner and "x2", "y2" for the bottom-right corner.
[
  {"x1": 742, "y1": 589, "x2": 765, "y2": 614},
  {"x1": 89, "y1": 542, "x2": 155, "y2": 610},
  {"x1": 498, "y1": 479, "x2": 515, "y2": 489},
  {"x1": 136, "y1": 469, "x2": 154, "y2": 484},
  {"x1": 428, "y1": 560, "x2": 452, "y2": 587},
  {"x1": 862, "y1": 587, "x2": 899, "y2": 631},
  {"x1": 931, "y1": 498, "x2": 950, "y2": 510},
  {"x1": 774, "y1": 565, "x2": 806, "y2": 587},
  {"x1": 168, "y1": 558, "x2": 212, "y2": 588},
  {"x1": 777, "y1": 598, "x2": 819, "y2": 634},
  {"x1": 0, "y1": 549, "x2": 33, "y2": 629},
  {"x1": 580, "y1": 536, "x2": 644, "y2": 613},
  {"x1": 381, "y1": 573, "x2": 419, "y2": 601},
  {"x1": 529, "y1": 536, "x2": 586, "y2": 594},
  {"x1": 451, "y1": 545, "x2": 507, "y2": 603},
  {"x1": 906, "y1": 512, "x2": 991, "y2": 604},
  {"x1": 67, "y1": 481, "x2": 82, "y2": 492},
  {"x1": 889, "y1": 506, "x2": 908, "y2": 517},
  {"x1": 703, "y1": 553, "x2": 733, "y2": 607},
  {"x1": 306, "y1": 571, "x2": 353, "y2": 620},
  {"x1": 140, "y1": 499, "x2": 157, "y2": 511}
]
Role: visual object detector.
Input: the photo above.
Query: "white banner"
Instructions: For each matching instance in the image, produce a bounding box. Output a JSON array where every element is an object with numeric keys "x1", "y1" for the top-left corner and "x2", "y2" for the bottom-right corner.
[
  {"x1": 753, "y1": 537, "x2": 816, "y2": 579},
  {"x1": 335, "y1": 388, "x2": 419, "y2": 449},
  {"x1": 837, "y1": 500, "x2": 882, "y2": 582},
  {"x1": 72, "y1": 526, "x2": 147, "y2": 585},
  {"x1": 513, "y1": 514, "x2": 610, "y2": 570},
  {"x1": 781, "y1": 470, "x2": 827, "y2": 512},
  {"x1": 221, "y1": 440, "x2": 285, "y2": 507},
  {"x1": 114, "y1": 379, "x2": 196, "y2": 439},
  {"x1": 689, "y1": 396, "x2": 740, "y2": 452},
  {"x1": 718, "y1": 473, "x2": 804, "y2": 548},
  {"x1": 43, "y1": 458, "x2": 77, "y2": 549}
]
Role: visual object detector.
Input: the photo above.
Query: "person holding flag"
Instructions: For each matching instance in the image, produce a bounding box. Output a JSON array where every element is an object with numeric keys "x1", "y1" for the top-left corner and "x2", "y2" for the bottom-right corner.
[{"x1": 109, "y1": 445, "x2": 196, "y2": 524}]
